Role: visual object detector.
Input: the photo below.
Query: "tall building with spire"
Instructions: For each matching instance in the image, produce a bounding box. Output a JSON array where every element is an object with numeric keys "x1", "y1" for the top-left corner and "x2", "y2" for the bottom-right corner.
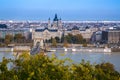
[
  {"x1": 48, "y1": 14, "x2": 62, "y2": 29},
  {"x1": 53, "y1": 14, "x2": 59, "y2": 29},
  {"x1": 48, "y1": 17, "x2": 51, "y2": 28},
  {"x1": 53, "y1": 14, "x2": 59, "y2": 21},
  {"x1": 58, "y1": 18, "x2": 62, "y2": 30}
]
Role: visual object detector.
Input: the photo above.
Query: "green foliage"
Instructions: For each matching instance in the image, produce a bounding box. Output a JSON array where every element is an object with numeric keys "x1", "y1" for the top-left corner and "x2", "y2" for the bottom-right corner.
[
  {"x1": 52, "y1": 38, "x2": 57, "y2": 47},
  {"x1": 0, "y1": 38, "x2": 4, "y2": 43},
  {"x1": 61, "y1": 34, "x2": 64, "y2": 43},
  {"x1": 14, "y1": 33, "x2": 25, "y2": 43},
  {"x1": 82, "y1": 43, "x2": 88, "y2": 47},
  {"x1": 0, "y1": 54, "x2": 119, "y2": 80},
  {"x1": 63, "y1": 38, "x2": 69, "y2": 47},
  {"x1": 46, "y1": 37, "x2": 60, "y2": 43},
  {"x1": 4, "y1": 34, "x2": 13, "y2": 45},
  {"x1": 55, "y1": 37, "x2": 60, "y2": 43},
  {"x1": 65, "y1": 33, "x2": 86, "y2": 44},
  {"x1": 0, "y1": 33, "x2": 28, "y2": 46}
]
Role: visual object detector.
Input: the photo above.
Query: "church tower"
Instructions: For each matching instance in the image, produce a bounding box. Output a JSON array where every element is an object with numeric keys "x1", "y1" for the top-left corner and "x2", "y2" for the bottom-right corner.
[
  {"x1": 53, "y1": 14, "x2": 59, "y2": 29},
  {"x1": 48, "y1": 14, "x2": 62, "y2": 29},
  {"x1": 48, "y1": 17, "x2": 51, "y2": 28},
  {"x1": 53, "y1": 14, "x2": 58, "y2": 21},
  {"x1": 58, "y1": 18, "x2": 62, "y2": 30}
]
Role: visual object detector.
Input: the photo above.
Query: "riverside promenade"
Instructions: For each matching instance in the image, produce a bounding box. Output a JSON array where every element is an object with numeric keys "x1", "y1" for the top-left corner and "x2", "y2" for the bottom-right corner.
[{"x1": 51, "y1": 47, "x2": 112, "y2": 53}]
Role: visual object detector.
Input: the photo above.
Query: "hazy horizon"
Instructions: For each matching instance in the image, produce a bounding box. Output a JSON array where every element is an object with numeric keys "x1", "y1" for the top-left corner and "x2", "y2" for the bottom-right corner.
[{"x1": 0, "y1": 0, "x2": 120, "y2": 21}]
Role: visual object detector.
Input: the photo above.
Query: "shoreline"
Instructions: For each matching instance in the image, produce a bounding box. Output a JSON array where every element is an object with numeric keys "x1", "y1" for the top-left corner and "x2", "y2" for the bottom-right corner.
[{"x1": 0, "y1": 47, "x2": 120, "y2": 52}]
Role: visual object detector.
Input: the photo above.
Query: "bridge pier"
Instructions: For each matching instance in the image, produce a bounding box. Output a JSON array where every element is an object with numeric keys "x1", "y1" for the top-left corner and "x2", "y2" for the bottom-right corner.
[{"x1": 34, "y1": 38, "x2": 44, "y2": 49}]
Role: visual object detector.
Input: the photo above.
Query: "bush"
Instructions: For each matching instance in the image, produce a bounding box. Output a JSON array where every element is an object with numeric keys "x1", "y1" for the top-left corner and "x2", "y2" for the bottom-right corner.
[
  {"x1": 82, "y1": 43, "x2": 87, "y2": 47},
  {"x1": 0, "y1": 53, "x2": 119, "y2": 80}
]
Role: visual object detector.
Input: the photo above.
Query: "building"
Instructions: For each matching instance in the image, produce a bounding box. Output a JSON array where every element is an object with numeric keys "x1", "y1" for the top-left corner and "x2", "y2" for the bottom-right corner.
[
  {"x1": 91, "y1": 28, "x2": 120, "y2": 46},
  {"x1": 64, "y1": 26, "x2": 94, "y2": 42},
  {"x1": 108, "y1": 30, "x2": 120, "y2": 44},
  {"x1": 71, "y1": 26, "x2": 80, "y2": 35},
  {"x1": 0, "y1": 24, "x2": 7, "y2": 28},
  {"x1": 32, "y1": 14, "x2": 63, "y2": 41},
  {"x1": 32, "y1": 27, "x2": 62, "y2": 40},
  {"x1": 32, "y1": 27, "x2": 62, "y2": 47},
  {"x1": 48, "y1": 14, "x2": 62, "y2": 30},
  {"x1": 79, "y1": 28, "x2": 94, "y2": 41},
  {"x1": 91, "y1": 31, "x2": 108, "y2": 44},
  {"x1": 32, "y1": 14, "x2": 63, "y2": 47},
  {"x1": 0, "y1": 28, "x2": 31, "y2": 39}
]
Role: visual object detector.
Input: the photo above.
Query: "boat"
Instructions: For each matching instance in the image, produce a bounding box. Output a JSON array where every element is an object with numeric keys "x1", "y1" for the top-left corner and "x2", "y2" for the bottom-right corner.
[
  {"x1": 71, "y1": 44, "x2": 76, "y2": 52},
  {"x1": 11, "y1": 48, "x2": 14, "y2": 52},
  {"x1": 64, "y1": 47, "x2": 67, "y2": 51},
  {"x1": 48, "y1": 49, "x2": 56, "y2": 52},
  {"x1": 104, "y1": 47, "x2": 111, "y2": 53},
  {"x1": 72, "y1": 48, "x2": 76, "y2": 52},
  {"x1": 89, "y1": 50, "x2": 92, "y2": 52}
]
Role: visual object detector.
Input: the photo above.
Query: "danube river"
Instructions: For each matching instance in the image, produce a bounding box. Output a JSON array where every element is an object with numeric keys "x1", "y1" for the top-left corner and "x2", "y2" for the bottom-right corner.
[
  {"x1": 47, "y1": 48, "x2": 120, "y2": 72},
  {"x1": 0, "y1": 49, "x2": 120, "y2": 72}
]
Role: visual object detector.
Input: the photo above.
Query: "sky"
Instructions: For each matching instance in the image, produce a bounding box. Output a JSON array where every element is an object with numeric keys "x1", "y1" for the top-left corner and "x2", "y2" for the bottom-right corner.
[{"x1": 0, "y1": 0, "x2": 120, "y2": 21}]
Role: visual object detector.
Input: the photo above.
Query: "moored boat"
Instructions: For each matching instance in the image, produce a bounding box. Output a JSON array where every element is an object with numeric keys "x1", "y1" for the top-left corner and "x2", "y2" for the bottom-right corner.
[{"x1": 64, "y1": 47, "x2": 67, "y2": 51}]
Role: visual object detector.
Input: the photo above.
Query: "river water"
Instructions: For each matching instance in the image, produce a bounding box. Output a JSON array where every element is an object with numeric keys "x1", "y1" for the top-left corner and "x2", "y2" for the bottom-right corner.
[
  {"x1": 0, "y1": 49, "x2": 120, "y2": 72},
  {"x1": 47, "y1": 48, "x2": 120, "y2": 72}
]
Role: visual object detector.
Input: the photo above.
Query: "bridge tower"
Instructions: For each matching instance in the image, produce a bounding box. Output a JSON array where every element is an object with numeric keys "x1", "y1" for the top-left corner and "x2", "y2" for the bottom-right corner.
[
  {"x1": 33, "y1": 38, "x2": 44, "y2": 48},
  {"x1": 32, "y1": 30, "x2": 44, "y2": 49}
]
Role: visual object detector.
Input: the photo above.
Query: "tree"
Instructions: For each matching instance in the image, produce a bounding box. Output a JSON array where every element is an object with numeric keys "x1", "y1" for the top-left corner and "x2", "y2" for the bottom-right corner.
[
  {"x1": 52, "y1": 38, "x2": 57, "y2": 47},
  {"x1": 4, "y1": 34, "x2": 13, "y2": 45},
  {"x1": 60, "y1": 33, "x2": 65, "y2": 43},
  {"x1": 64, "y1": 33, "x2": 72, "y2": 43},
  {"x1": 4, "y1": 39, "x2": 10, "y2": 45},
  {"x1": 82, "y1": 43, "x2": 87, "y2": 47},
  {"x1": 55, "y1": 37, "x2": 60, "y2": 43},
  {"x1": 14, "y1": 34, "x2": 22, "y2": 43},
  {"x1": 0, "y1": 54, "x2": 119, "y2": 80},
  {"x1": 0, "y1": 38, "x2": 4, "y2": 43},
  {"x1": 63, "y1": 38, "x2": 68, "y2": 47},
  {"x1": 64, "y1": 33, "x2": 84, "y2": 44},
  {"x1": 14, "y1": 34, "x2": 25, "y2": 43},
  {"x1": 75, "y1": 34, "x2": 83, "y2": 44}
]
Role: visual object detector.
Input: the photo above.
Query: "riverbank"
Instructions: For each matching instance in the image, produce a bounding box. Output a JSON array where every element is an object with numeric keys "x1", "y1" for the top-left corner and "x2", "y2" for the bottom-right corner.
[
  {"x1": 111, "y1": 48, "x2": 120, "y2": 52},
  {"x1": 0, "y1": 47, "x2": 13, "y2": 52},
  {"x1": 49, "y1": 47, "x2": 112, "y2": 53},
  {"x1": 0, "y1": 46, "x2": 120, "y2": 53},
  {"x1": 0, "y1": 46, "x2": 31, "y2": 52}
]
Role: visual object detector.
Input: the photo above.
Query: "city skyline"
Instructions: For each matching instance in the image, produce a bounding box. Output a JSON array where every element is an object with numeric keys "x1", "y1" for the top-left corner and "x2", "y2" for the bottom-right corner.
[{"x1": 0, "y1": 0, "x2": 120, "y2": 21}]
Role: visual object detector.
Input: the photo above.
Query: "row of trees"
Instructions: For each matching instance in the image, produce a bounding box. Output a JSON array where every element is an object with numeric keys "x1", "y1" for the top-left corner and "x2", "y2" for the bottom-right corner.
[
  {"x1": 64, "y1": 33, "x2": 86, "y2": 44},
  {"x1": 0, "y1": 34, "x2": 30, "y2": 46},
  {"x1": 45, "y1": 33, "x2": 86, "y2": 44},
  {"x1": 45, "y1": 33, "x2": 87, "y2": 47},
  {"x1": 45, "y1": 37, "x2": 61, "y2": 43},
  {"x1": 1, "y1": 33, "x2": 87, "y2": 47},
  {"x1": 0, "y1": 53, "x2": 119, "y2": 80}
]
